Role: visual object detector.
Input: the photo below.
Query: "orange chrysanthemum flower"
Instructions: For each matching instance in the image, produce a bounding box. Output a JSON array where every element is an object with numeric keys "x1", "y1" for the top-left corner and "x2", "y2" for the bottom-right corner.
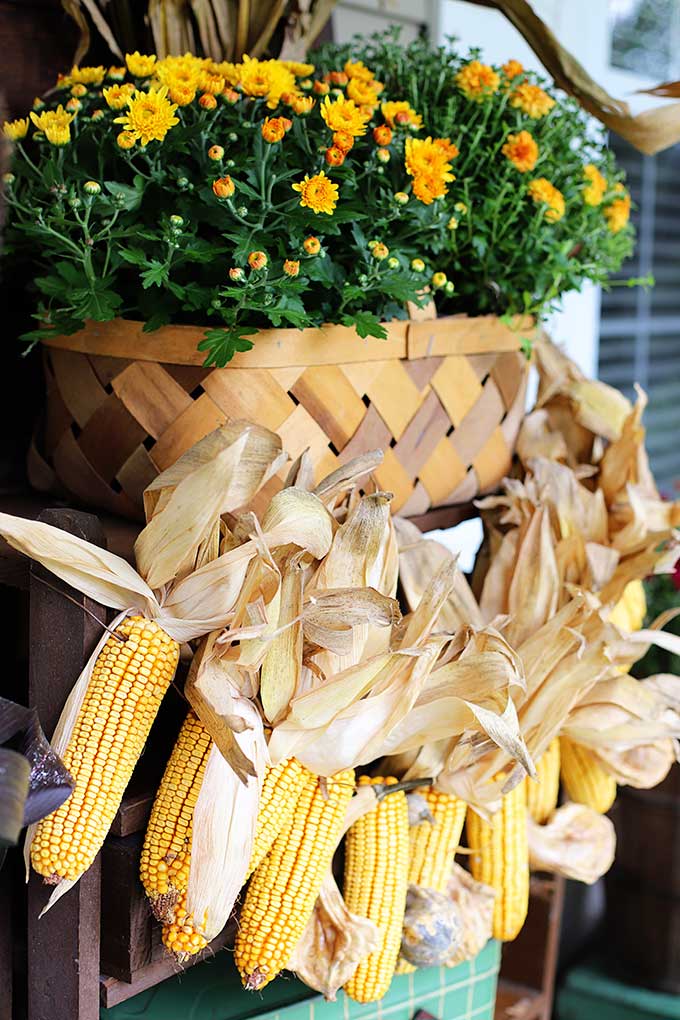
[
  {"x1": 325, "y1": 146, "x2": 345, "y2": 166},
  {"x1": 303, "y1": 236, "x2": 321, "y2": 255},
  {"x1": 604, "y1": 190, "x2": 631, "y2": 233},
  {"x1": 346, "y1": 77, "x2": 382, "y2": 108},
  {"x1": 456, "y1": 60, "x2": 500, "y2": 100},
  {"x1": 528, "y1": 177, "x2": 565, "y2": 221},
  {"x1": 502, "y1": 130, "x2": 539, "y2": 172},
  {"x1": 212, "y1": 176, "x2": 235, "y2": 199},
  {"x1": 373, "y1": 124, "x2": 393, "y2": 146},
  {"x1": 292, "y1": 171, "x2": 339, "y2": 215},
  {"x1": 261, "y1": 116, "x2": 287, "y2": 143},
  {"x1": 248, "y1": 251, "x2": 268, "y2": 270},
  {"x1": 502, "y1": 59, "x2": 524, "y2": 79},
  {"x1": 332, "y1": 130, "x2": 354, "y2": 153},
  {"x1": 510, "y1": 82, "x2": 556, "y2": 118},
  {"x1": 283, "y1": 259, "x2": 300, "y2": 277},
  {"x1": 412, "y1": 172, "x2": 449, "y2": 205}
]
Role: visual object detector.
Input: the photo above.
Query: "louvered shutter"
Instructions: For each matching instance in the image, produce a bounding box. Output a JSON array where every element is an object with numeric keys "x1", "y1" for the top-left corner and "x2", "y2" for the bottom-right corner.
[{"x1": 599, "y1": 136, "x2": 680, "y2": 494}]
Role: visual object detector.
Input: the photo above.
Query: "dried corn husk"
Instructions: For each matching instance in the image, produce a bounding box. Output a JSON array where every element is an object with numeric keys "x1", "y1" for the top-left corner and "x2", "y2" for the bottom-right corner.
[
  {"x1": 444, "y1": 863, "x2": 495, "y2": 967},
  {"x1": 562, "y1": 673, "x2": 680, "y2": 789},
  {"x1": 287, "y1": 872, "x2": 380, "y2": 1001},
  {"x1": 527, "y1": 803, "x2": 616, "y2": 884}
]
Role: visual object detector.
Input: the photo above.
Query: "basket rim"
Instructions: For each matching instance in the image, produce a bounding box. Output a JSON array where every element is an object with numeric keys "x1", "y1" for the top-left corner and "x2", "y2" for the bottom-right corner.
[{"x1": 42, "y1": 313, "x2": 532, "y2": 369}]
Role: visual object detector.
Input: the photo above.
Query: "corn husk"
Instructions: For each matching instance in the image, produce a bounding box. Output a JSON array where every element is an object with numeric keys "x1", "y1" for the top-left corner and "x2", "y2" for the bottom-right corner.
[
  {"x1": 527, "y1": 803, "x2": 616, "y2": 884},
  {"x1": 562, "y1": 673, "x2": 680, "y2": 788},
  {"x1": 444, "y1": 863, "x2": 495, "y2": 967},
  {"x1": 286, "y1": 872, "x2": 380, "y2": 1001}
]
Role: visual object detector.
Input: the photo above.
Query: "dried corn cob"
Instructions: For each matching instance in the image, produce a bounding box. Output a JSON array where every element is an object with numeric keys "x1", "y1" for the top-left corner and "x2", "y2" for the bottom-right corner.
[
  {"x1": 246, "y1": 757, "x2": 309, "y2": 879},
  {"x1": 467, "y1": 778, "x2": 529, "y2": 942},
  {"x1": 140, "y1": 709, "x2": 212, "y2": 927},
  {"x1": 396, "y1": 786, "x2": 466, "y2": 974},
  {"x1": 560, "y1": 737, "x2": 617, "y2": 813},
  {"x1": 527, "y1": 738, "x2": 561, "y2": 824},
  {"x1": 343, "y1": 777, "x2": 409, "y2": 1003},
  {"x1": 31, "y1": 617, "x2": 179, "y2": 883},
  {"x1": 235, "y1": 767, "x2": 355, "y2": 991}
]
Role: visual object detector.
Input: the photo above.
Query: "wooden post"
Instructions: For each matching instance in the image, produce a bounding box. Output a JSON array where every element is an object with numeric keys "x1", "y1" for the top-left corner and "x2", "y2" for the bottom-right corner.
[
  {"x1": 27, "y1": 510, "x2": 107, "y2": 1020},
  {"x1": 0, "y1": 860, "x2": 12, "y2": 1020}
]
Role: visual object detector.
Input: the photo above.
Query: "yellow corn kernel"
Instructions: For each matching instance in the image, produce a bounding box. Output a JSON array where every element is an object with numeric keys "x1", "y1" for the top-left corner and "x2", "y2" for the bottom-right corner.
[
  {"x1": 235, "y1": 767, "x2": 355, "y2": 991},
  {"x1": 560, "y1": 737, "x2": 617, "y2": 813},
  {"x1": 396, "y1": 786, "x2": 466, "y2": 974},
  {"x1": 31, "y1": 617, "x2": 179, "y2": 883},
  {"x1": 527, "y1": 738, "x2": 561, "y2": 824},
  {"x1": 246, "y1": 758, "x2": 309, "y2": 879},
  {"x1": 161, "y1": 892, "x2": 208, "y2": 960},
  {"x1": 467, "y1": 779, "x2": 529, "y2": 942},
  {"x1": 344, "y1": 777, "x2": 410, "y2": 1003},
  {"x1": 140, "y1": 708, "x2": 212, "y2": 923}
]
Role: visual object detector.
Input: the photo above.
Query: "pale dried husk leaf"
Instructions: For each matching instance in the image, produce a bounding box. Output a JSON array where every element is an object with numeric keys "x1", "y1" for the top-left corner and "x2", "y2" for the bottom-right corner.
[
  {"x1": 185, "y1": 630, "x2": 260, "y2": 777},
  {"x1": 0, "y1": 513, "x2": 158, "y2": 615},
  {"x1": 261, "y1": 488, "x2": 334, "y2": 559},
  {"x1": 534, "y1": 336, "x2": 631, "y2": 444},
  {"x1": 142, "y1": 421, "x2": 284, "y2": 521},
  {"x1": 395, "y1": 518, "x2": 484, "y2": 631},
  {"x1": 313, "y1": 450, "x2": 383, "y2": 506},
  {"x1": 136, "y1": 426, "x2": 280, "y2": 588},
  {"x1": 517, "y1": 409, "x2": 569, "y2": 464},
  {"x1": 287, "y1": 871, "x2": 380, "y2": 1000},
  {"x1": 186, "y1": 705, "x2": 267, "y2": 943},
  {"x1": 444, "y1": 862, "x2": 495, "y2": 967},
  {"x1": 527, "y1": 802, "x2": 616, "y2": 884},
  {"x1": 302, "y1": 587, "x2": 401, "y2": 657},
  {"x1": 260, "y1": 553, "x2": 304, "y2": 724}
]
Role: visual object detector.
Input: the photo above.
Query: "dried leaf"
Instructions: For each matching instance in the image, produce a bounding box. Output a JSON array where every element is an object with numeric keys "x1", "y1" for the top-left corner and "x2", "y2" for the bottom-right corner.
[
  {"x1": 527, "y1": 802, "x2": 616, "y2": 884},
  {"x1": 260, "y1": 553, "x2": 304, "y2": 724},
  {"x1": 261, "y1": 488, "x2": 334, "y2": 560},
  {"x1": 287, "y1": 871, "x2": 380, "y2": 1000},
  {"x1": 186, "y1": 712, "x2": 267, "y2": 943},
  {"x1": 445, "y1": 863, "x2": 494, "y2": 966}
]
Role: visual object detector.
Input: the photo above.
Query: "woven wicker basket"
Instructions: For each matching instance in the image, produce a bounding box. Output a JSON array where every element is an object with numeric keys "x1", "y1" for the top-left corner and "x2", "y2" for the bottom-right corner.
[{"x1": 30, "y1": 313, "x2": 530, "y2": 522}]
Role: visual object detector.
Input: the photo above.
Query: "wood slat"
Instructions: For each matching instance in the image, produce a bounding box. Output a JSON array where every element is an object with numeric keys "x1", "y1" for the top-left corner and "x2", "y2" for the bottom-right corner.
[
  {"x1": 111, "y1": 362, "x2": 193, "y2": 440},
  {"x1": 291, "y1": 365, "x2": 367, "y2": 449},
  {"x1": 407, "y1": 313, "x2": 529, "y2": 359},
  {"x1": 202, "y1": 367, "x2": 295, "y2": 433},
  {"x1": 45, "y1": 319, "x2": 409, "y2": 368}
]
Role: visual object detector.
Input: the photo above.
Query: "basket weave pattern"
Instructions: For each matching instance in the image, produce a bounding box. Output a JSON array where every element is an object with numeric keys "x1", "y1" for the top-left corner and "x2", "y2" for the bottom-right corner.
[{"x1": 33, "y1": 316, "x2": 529, "y2": 521}]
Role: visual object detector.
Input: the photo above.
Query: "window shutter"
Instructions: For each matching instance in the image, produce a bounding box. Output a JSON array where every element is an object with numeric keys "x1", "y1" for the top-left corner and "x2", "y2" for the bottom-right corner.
[{"x1": 599, "y1": 137, "x2": 680, "y2": 494}]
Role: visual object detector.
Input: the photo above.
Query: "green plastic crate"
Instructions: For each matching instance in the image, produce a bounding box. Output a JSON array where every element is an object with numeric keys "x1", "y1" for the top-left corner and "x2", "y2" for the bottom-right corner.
[
  {"x1": 557, "y1": 959, "x2": 680, "y2": 1020},
  {"x1": 101, "y1": 939, "x2": 500, "y2": 1020}
]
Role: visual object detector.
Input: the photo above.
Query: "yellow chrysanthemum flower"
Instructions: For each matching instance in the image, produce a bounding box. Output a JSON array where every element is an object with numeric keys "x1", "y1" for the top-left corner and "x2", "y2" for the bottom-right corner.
[
  {"x1": 604, "y1": 191, "x2": 631, "y2": 233},
  {"x1": 320, "y1": 94, "x2": 370, "y2": 137},
  {"x1": 282, "y1": 61, "x2": 315, "y2": 77},
  {"x1": 380, "y1": 100, "x2": 423, "y2": 129},
  {"x1": 344, "y1": 60, "x2": 375, "y2": 82},
  {"x1": 103, "y1": 83, "x2": 135, "y2": 110},
  {"x1": 405, "y1": 136, "x2": 457, "y2": 178},
  {"x1": 456, "y1": 60, "x2": 500, "y2": 100},
  {"x1": 126, "y1": 51, "x2": 157, "y2": 78},
  {"x1": 583, "y1": 163, "x2": 607, "y2": 206},
  {"x1": 346, "y1": 77, "x2": 383, "y2": 108},
  {"x1": 2, "y1": 118, "x2": 29, "y2": 141},
  {"x1": 510, "y1": 82, "x2": 555, "y2": 118},
  {"x1": 502, "y1": 130, "x2": 539, "y2": 172},
  {"x1": 114, "y1": 87, "x2": 179, "y2": 145},
  {"x1": 292, "y1": 170, "x2": 339, "y2": 215},
  {"x1": 68, "y1": 65, "x2": 105, "y2": 85},
  {"x1": 210, "y1": 60, "x2": 241, "y2": 85},
  {"x1": 528, "y1": 177, "x2": 565, "y2": 222},
  {"x1": 237, "y1": 56, "x2": 297, "y2": 107},
  {"x1": 30, "y1": 105, "x2": 74, "y2": 145}
]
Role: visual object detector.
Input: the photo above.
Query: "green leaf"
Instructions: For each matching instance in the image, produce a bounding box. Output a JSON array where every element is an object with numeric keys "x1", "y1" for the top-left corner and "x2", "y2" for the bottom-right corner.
[
  {"x1": 198, "y1": 326, "x2": 258, "y2": 367},
  {"x1": 103, "y1": 180, "x2": 143, "y2": 212},
  {"x1": 141, "y1": 260, "x2": 169, "y2": 289},
  {"x1": 341, "y1": 311, "x2": 387, "y2": 340},
  {"x1": 118, "y1": 247, "x2": 148, "y2": 267}
]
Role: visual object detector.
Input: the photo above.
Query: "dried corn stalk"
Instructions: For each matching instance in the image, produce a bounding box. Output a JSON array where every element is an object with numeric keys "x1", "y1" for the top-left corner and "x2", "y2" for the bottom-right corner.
[{"x1": 63, "y1": 0, "x2": 337, "y2": 64}]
